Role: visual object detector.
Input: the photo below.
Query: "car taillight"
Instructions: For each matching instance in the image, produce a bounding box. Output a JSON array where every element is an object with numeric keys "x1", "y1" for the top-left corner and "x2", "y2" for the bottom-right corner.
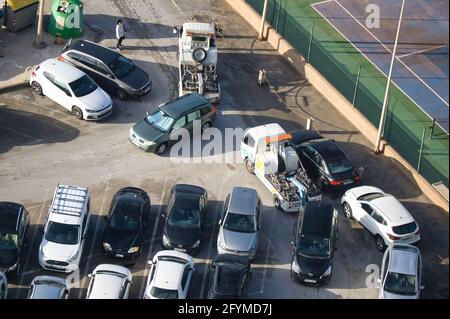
[
  {"x1": 353, "y1": 174, "x2": 361, "y2": 182},
  {"x1": 31, "y1": 71, "x2": 36, "y2": 77},
  {"x1": 329, "y1": 179, "x2": 343, "y2": 186},
  {"x1": 387, "y1": 233, "x2": 400, "y2": 240},
  {"x1": 57, "y1": 55, "x2": 64, "y2": 61},
  {"x1": 211, "y1": 104, "x2": 217, "y2": 112}
]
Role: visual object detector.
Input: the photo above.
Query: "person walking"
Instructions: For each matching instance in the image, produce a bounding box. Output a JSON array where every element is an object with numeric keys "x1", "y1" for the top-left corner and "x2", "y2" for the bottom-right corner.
[{"x1": 116, "y1": 19, "x2": 126, "y2": 50}]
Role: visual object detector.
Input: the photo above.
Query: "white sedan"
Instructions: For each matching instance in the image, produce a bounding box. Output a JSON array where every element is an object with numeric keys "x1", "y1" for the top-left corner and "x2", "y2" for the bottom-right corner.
[
  {"x1": 379, "y1": 244, "x2": 423, "y2": 299},
  {"x1": 30, "y1": 58, "x2": 113, "y2": 120},
  {"x1": 143, "y1": 250, "x2": 195, "y2": 299},
  {"x1": 341, "y1": 186, "x2": 420, "y2": 251}
]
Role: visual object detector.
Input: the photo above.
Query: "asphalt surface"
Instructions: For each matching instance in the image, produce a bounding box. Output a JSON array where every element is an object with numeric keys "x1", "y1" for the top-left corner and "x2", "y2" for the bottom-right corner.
[{"x1": 0, "y1": 0, "x2": 448, "y2": 299}]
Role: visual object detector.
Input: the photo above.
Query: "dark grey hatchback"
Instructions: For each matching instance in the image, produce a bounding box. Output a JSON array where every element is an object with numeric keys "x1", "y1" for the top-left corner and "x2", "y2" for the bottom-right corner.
[
  {"x1": 60, "y1": 40, "x2": 152, "y2": 100},
  {"x1": 129, "y1": 93, "x2": 217, "y2": 154}
]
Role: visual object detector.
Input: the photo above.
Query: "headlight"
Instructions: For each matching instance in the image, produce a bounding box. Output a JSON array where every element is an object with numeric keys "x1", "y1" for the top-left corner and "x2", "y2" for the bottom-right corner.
[
  {"x1": 128, "y1": 246, "x2": 140, "y2": 254},
  {"x1": 145, "y1": 141, "x2": 156, "y2": 146},
  {"x1": 67, "y1": 252, "x2": 79, "y2": 263},
  {"x1": 40, "y1": 247, "x2": 47, "y2": 260},
  {"x1": 291, "y1": 257, "x2": 300, "y2": 273},
  {"x1": 85, "y1": 108, "x2": 96, "y2": 113},
  {"x1": 191, "y1": 239, "x2": 201, "y2": 249},
  {"x1": 8, "y1": 263, "x2": 18, "y2": 271},
  {"x1": 323, "y1": 265, "x2": 332, "y2": 277},
  {"x1": 103, "y1": 242, "x2": 112, "y2": 251},
  {"x1": 163, "y1": 234, "x2": 170, "y2": 246}
]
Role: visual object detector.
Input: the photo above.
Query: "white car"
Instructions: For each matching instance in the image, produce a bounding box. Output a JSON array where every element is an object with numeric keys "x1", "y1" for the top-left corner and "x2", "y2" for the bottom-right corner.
[
  {"x1": 30, "y1": 58, "x2": 113, "y2": 120},
  {"x1": 86, "y1": 264, "x2": 132, "y2": 299},
  {"x1": 27, "y1": 275, "x2": 70, "y2": 299},
  {"x1": 379, "y1": 244, "x2": 423, "y2": 299},
  {"x1": 341, "y1": 186, "x2": 420, "y2": 251},
  {"x1": 143, "y1": 250, "x2": 195, "y2": 299},
  {"x1": 39, "y1": 184, "x2": 91, "y2": 273},
  {"x1": 0, "y1": 271, "x2": 7, "y2": 299}
]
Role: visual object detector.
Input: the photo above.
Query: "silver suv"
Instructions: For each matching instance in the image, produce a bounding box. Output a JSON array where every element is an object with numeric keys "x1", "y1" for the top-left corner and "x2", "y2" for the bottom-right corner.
[{"x1": 217, "y1": 187, "x2": 261, "y2": 260}]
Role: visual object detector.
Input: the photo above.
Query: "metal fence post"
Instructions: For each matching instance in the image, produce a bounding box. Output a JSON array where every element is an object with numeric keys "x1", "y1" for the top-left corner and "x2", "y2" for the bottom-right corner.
[
  {"x1": 417, "y1": 128, "x2": 426, "y2": 173},
  {"x1": 352, "y1": 65, "x2": 361, "y2": 108},
  {"x1": 430, "y1": 118, "x2": 436, "y2": 139},
  {"x1": 275, "y1": 0, "x2": 282, "y2": 32},
  {"x1": 307, "y1": 19, "x2": 315, "y2": 62}
]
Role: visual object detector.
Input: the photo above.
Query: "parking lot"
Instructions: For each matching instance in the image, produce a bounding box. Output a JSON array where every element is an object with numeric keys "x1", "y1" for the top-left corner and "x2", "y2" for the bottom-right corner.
[{"x1": 0, "y1": 0, "x2": 448, "y2": 299}]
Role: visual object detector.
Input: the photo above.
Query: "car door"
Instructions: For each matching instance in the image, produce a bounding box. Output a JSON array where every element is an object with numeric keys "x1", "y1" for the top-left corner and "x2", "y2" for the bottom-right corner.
[
  {"x1": 42, "y1": 72, "x2": 74, "y2": 110},
  {"x1": 358, "y1": 203, "x2": 379, "y2": 235},
  {"x1": 241, "y1": 133, "x2": 256, "y2": 163},
  {"x1": 171, "y1": 116, "x2": 187, "y2": 142},
  {"x1": 186, "y1": 109, "x2": 202, "y2": 133},
  {"x1": 119, "y1": 278, "x2": 131, "y2": 299},
  {"x1": 93, "y1": 60, "x2": 118, "y2": 92},
  {"x1": 77, "y1": 55, "x2": 106, "y2": 86},
  {"x1": 180, "y1": 265, "x2": 193, "y2": 298},
  {"x1": 379, "y1": 249, "x2": 390, "y2": 294},
  {"x1": 299, "y1": 146, "x2": 318, "y2": 176}
]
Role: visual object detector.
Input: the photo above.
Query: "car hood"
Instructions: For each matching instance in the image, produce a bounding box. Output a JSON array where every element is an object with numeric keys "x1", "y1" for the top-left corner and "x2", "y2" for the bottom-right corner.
[
  {"x1": 164, "y1": 224, "x2": 200, "y2": 248},
  {"x1": 78, "y1": 87, "x2": 111, "y2": 111},
  {"x1": 220, "y1": 229, "x2": 257, "y2": 252},
  {"x1": 120, "y1": 66, "x2": 150, "y2": 90},
  {"x1": 0, "y1": 248, "x2": 18, "y2": 268},
  {"x1": 132, "y1": 120, "x2": 164, "y2": 141},
  {"x1": 40, "y1": 239, "x2": 79, "y2": 261},
  {"x1": 297, "y1": 254, "x2": 332, "y2": 276},
  {"x1": 104, "y1": 227, "x2": 139, "y2": 252}
]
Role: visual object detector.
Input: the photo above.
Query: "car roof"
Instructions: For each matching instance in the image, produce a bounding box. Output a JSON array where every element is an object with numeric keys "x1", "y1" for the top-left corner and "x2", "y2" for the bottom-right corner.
[
  {"x1": 154, "y1": 259, "x2": 185, "y2": 290},
  {"x1": 308, "y1": 140, "x2": 347, "y2": 159},
  {"x1": 389, "y1": 246, "x2": 419, "y2": 275},
  {"x1": 40, "y1": 58, "x2": 85, "y2": 83},
  {"x1": 68, "y1": 40, "x2": 120, "y2": 65},
  {"x1": 89, "y1": 264, "x2": 130, "y2": 299},
  {"x1": 0, "y1": 202, "x2": 22, "y2": 231},
  {"x1": 371, "y1": 196, "x2": 414, "y2": 226},
  {"x1": 214, "y1": 262, "x2": 245, "y2": 294},
  {"x1": 228, "y1": 187, "x2": 258, "y2": 216},
  {"x1": 302, "y1": 201, "x2": 334, "y2": 237},
  {"x1": 247, "y1": 123, "x2": 285, "y2": 141},
  {"x1": 161, "y1": 94, "x2": 209, "y2": 119}
]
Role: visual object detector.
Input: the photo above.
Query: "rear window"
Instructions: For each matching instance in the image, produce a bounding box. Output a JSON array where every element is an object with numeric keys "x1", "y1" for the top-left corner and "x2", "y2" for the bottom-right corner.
[
  {"x1": 326, "y1": 157, "x2": 353, "y2": 174},
  {"x1": 150, "y1": 286, "x2": 178, "y2": 299},
  {"x1": 392, "y1": 222, "x2": 417, "y2": 235}
]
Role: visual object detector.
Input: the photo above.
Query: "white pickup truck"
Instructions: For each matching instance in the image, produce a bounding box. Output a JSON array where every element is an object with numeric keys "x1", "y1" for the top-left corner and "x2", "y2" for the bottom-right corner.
[
  {"x1": 241, "y1": 123, "x2": 321, "y2": 213},
  {"x1": 174, "y1": 22, "x2": 221, "y2": 104}
]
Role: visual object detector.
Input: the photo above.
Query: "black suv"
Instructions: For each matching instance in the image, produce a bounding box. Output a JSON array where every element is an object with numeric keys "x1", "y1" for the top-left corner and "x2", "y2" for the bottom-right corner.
[
  {"x1": 0, "y1": 202, "x2": 30, "y2": 278},
  {"x1": 60, "y1": 40, "x2": 152, "y2": 100},
  {"x1": 102, "y1": 187, "x2": 151, "y2": 259},
  {"x1": 290, "y1": 201, "x2": 338, "y2": 285},
  {"x1": 207, "y1": 254, "x2": 251, "y2": 299}
]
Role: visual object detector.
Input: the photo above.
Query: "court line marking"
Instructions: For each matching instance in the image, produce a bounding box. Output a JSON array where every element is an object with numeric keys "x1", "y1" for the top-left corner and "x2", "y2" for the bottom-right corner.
[
  {"x1": 171, "y1": 0, "x2": 182, "y2": 13},
  {"x1": 397, "y1": 44, "x2": 448, "y2": 59},
  {"x1": 311, "y1": 2, "x2": 449, "y2": 133},
  {"x1": 333, "y1": 0, "x2": 449, "y2": 107}
]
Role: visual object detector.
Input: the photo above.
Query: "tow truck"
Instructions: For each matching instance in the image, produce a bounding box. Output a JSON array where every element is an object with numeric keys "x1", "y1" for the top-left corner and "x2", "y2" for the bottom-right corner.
[
  {"x1": 240, "y1": 123, "x2": 321, "y2": 212},
  {"x1": 173, "y1": 22, "x2": 221, "y2": 104}
]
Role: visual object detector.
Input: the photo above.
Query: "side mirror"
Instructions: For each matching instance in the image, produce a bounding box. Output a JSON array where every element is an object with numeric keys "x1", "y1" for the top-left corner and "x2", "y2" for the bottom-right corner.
[
  {"x1": 161, "y1": 213, "x2": 166, "y2": 219},
  {"x1": 218, "y1": 219, "x2": 222, "y2": 225},
  {"x1": 377, "y1": 278, "x2": 382, "y2": 285},
  {"x1": 356, "y1": 202, "x2": 362, "y2": 208},
  {"x1": 146, "y1": 111, "x2": 150, "y2": 116},
  {"x1": 172, "y1": 26, "x2": 178, "y2": 34},
  {"x1": 290, "y1": 241, "x2": 295, "y2": 246},
  {"x1": 107, "y1": 74, "x2": 113, "y2": 79},
  {"x1": 88, "y1": 274, "x2": 93, "y2": 278},
  {"x1": 420, "y1": 285, "x2": 425, "y2": 290}
]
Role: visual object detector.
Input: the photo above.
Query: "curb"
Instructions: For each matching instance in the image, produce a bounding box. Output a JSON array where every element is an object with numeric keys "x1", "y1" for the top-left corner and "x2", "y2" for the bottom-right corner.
[{"x1": 0, "y1": 81, "x2": 29, "y2": 94}]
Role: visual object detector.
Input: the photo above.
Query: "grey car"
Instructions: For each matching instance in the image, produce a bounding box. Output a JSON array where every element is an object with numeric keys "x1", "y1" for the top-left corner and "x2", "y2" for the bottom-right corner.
[
  {"x1": 27, "y1": 275, "x2": 70, "y2": 299},
  {"x1": 217, "y1": 187, "x2": 261, "y2": 260}
]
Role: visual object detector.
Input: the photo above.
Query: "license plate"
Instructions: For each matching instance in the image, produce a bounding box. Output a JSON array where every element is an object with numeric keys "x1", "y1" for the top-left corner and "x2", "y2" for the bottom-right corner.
[
  {"x1": 304, "y1": 279, "x2": 316, "y2": 283},
  {"x1": 116, "y1": 254, "x2": 124, "y2": 258},
  {"x1": 343, "y1": 179, "x2": 353, "y2": 185}
]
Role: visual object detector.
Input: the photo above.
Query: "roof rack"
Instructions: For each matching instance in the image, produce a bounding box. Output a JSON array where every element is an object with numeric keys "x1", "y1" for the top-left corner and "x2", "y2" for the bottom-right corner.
[{"x1": 50, "y1": 184, "x2": 89, "y2": 218}]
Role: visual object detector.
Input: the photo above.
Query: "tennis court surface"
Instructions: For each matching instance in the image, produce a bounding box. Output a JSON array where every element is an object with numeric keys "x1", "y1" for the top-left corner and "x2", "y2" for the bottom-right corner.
[{"x1": 312, "y1": 0, "x2": 449, "y2": 133}]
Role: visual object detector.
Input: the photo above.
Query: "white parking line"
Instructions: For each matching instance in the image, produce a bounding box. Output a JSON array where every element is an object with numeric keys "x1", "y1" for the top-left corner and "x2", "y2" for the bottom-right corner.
[
  {"x1": 170, "y1": 0, "x2": 182, "y2": 13},
  {"x1": 258, "y1": 210, "x2": 276, "y2": 294}
]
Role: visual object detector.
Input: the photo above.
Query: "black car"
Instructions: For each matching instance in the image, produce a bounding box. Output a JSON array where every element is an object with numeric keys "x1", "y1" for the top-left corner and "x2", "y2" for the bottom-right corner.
[
  {"x1": 0, "y1": 202, "x2": 30, "y2": 278},
  {"x1": 102, "y1": 187, "x2": 150, "y2": 258},
  {"x1": 207, "y1": 254, "x2": 251, "y2": 299},
  {"x1": 60, "y1": 40, "x2": 152, "y2": 100},
  {"x1": 290, "y1": 201, "x2": 339, "y2": 286},
  {"x1": 289, "y1": 130, "x2": 361, "y2": 191},
  {"x1": 162, "y1": 184, "x2": 207, "y2": 254}
]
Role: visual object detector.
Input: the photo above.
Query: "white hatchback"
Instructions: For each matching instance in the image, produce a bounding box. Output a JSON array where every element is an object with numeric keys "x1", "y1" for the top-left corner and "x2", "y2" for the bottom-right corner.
[
  {"x1": 86, "y1": 264, "x2": 132, "y2": 299},
  {"x1": 341, "y1": 186, "x2": 420, "y2": 251},
  {"x1": 29, "y1": 58, "x2": 113, "y2": 120},
  {"x1": 379, "y1": 244, "x2": 423, "y2": 299},
  {"x1": 143, "y1": 250, "x2": 195, "y2": 299}
]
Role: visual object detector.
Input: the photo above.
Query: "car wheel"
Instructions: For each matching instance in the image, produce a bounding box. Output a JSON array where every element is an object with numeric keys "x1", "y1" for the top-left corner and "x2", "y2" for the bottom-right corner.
[
  {"x1": 273, "y1": 196, "x2": 282, "y2": 211},
  {"x1": 201, "y1": 122, "x2": 211, "y2": 134},
  {"x1": 71, "y1": 106, "x2": 83, "y2": 120},
  {"x1": 31, "y1": 82, "x2": 43, "y2": 95},
  {"x1": 342, "y1": 202, "x2": 353, "y2": 219},
  {"x1": 155, "y1": 142, "x2": 168, "y2": 155},
  {"x1": 244, "y1": 158, "x2": 255, "y2": 174},
  {"x1": 116, "y1": 88, "x2": 127, "y2": 100},
  {"x1": 375, "y1": 235, "x2": 387, "y2": 252}
]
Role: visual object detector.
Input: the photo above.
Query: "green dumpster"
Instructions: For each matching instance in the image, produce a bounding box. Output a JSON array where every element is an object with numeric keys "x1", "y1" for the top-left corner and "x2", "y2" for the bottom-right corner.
[{"x1": 48, "y1": 0, "x2": 83, "y2": 39}]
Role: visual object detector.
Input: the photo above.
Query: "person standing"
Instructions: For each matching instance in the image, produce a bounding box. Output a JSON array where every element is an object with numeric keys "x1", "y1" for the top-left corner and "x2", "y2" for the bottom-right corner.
[{"x1": 116, "y1": 19, "x2": 126, "y2": 50}]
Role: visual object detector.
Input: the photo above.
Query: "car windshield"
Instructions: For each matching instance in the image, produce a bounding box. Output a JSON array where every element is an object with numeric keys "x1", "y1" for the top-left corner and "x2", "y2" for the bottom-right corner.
[
  {"x1": 110, "y1": 199, "x2": 141, "y2": 232},
  {"x1": 223, "y1": 213, "x2": 256, "y2": 233},
  {"x1": 0, "y1": 230, "x2": 18, "y2": 250},
  {"x1": 150, "y1": 286, "x2": 178, "y2": 299},
  {"x1": 45, "y1": 221, "x2": 80, "y2": 245},
  {"x1": 384, "y1": 272, "x2": 416, "y2": 296},
  {"x1": 109, "y1": 55, "x2": 135, "y2": 78},
  {"x1": 393, "y1": 222, "x2": 418, "y2": 235},
  {"x1": 69, "y1": 75, "x2": 98, "y2": 97},
  {"x1": 145, "y1": 109, "x2": 174, "y2": 132},
  {"x1": 168, "y1": 198, "x2": 200, "y2": 229},
  {"x1": 326, "y1": 157, "x2": 353, "y2": 174},
  {"x1": 298, "y1": 234, "x2": 330, "y2": 258}
]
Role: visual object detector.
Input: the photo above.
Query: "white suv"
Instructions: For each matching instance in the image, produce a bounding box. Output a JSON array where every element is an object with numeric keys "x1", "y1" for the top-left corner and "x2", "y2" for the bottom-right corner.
[
  {"x1": 38, "y1": 184, "x2": 91, "y2": 273},
  {"x1": 143, "y1": 250, "x2": 195, "y2": 299},
  {"x1": 341, "y1": 186, "x2": 420, "y2": 251}
]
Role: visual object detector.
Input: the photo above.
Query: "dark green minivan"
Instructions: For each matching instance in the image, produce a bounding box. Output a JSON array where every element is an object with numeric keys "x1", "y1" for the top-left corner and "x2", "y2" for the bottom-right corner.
[{"x1": 129, "y1": 93, "x2": 217, "y2": 154}]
